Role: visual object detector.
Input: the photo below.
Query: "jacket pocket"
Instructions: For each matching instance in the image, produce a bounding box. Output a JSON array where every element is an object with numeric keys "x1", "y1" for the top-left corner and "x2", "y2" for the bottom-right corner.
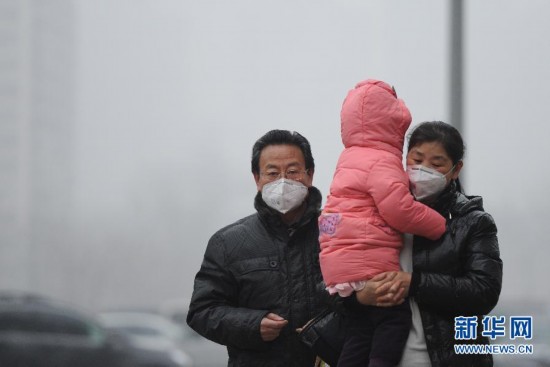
[
  {"x1": 233, "y1": 256, "x2": 283, "y2": 309},
  {"x1": 234, "y1": 256, "x2": 280, "y2": 275}
]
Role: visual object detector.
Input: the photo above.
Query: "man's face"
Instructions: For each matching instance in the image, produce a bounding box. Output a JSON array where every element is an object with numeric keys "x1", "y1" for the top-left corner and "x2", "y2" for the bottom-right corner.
[{"x1": 254, "y1": 144, "x2": 314, "y2": 191}]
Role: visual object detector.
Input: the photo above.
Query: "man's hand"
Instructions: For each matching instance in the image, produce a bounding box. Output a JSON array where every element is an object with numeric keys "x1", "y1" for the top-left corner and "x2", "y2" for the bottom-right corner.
[
  {"x1": 260, "y1": 313, "x2": 288, "y2": 341},
  {"x1": 295, "y1": 318, "x2": 314, "y2": 334}
]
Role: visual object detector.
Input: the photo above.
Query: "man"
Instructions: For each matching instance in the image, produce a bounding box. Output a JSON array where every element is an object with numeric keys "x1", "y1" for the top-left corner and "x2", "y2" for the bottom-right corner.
[{"x1": 187, "y1": 130, "x2": 326, "y2": 366}]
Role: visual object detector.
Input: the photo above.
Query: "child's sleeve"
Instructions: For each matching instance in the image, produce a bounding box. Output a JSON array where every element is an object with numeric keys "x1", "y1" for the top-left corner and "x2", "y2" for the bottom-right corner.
[{"x1": 365, "y1": 158, "x2": 445, "y2": 240}]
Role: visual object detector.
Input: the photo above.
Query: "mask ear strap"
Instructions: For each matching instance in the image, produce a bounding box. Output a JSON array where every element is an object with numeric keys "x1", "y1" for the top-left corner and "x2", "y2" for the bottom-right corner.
[
  {"x1": 445, "y1": 164, "x2": 457, "y2": 176},
  {"x1": 454, "y1": 177, "x2": 464, "y2": 193}
]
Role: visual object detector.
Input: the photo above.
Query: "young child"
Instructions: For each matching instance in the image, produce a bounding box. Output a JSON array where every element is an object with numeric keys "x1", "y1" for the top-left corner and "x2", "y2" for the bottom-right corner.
[{"x1": 319, "y1": 79, "x2": 446, "y2": 367}]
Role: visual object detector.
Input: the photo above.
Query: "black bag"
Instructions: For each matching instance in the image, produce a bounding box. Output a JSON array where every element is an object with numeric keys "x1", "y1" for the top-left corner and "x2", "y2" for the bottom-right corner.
[{"x1": 299, "y1": 309, "x2": 346, "y2": 366}]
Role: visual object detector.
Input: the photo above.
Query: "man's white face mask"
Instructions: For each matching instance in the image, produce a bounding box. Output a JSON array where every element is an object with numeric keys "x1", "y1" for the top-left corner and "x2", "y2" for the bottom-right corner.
[
  {"x1": 261, "y1": 178, "x2": 308, "y2": 214},
  {"x1": 407, "y1": 165, "x2": 455, "y2": 202}
]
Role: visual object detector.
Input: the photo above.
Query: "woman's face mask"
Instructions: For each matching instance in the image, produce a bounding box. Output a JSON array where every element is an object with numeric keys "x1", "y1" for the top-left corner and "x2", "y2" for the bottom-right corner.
[
  {"x1": 407, "y1": 165, "x2": 455, "y2": 201},
  {"x1": 261, "y1": 178, "x2": 308, "y2": 214}
]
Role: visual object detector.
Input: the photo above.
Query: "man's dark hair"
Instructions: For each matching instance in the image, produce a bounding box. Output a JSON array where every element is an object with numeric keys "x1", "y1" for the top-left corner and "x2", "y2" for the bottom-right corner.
[{"x1": 251, "y1": 130, "x2": 315, "y2": 174}]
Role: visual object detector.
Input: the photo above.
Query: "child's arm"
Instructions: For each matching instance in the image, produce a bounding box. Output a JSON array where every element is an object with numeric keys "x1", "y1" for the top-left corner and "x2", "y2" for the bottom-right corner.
[{"x1": 365, "y1": 158, "x2": 445, "y2": 240}]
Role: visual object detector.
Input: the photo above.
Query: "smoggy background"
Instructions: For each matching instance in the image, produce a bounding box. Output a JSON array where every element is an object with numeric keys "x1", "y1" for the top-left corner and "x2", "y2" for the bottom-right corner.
[{"x1": 1, "y1": 0, "x2": 548, "y2": 322}]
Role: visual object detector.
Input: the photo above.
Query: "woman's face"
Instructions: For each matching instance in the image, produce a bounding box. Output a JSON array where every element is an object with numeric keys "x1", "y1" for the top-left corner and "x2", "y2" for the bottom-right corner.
[{"x1": 406, "y1": 141, "x2": 463, "y2": 184}]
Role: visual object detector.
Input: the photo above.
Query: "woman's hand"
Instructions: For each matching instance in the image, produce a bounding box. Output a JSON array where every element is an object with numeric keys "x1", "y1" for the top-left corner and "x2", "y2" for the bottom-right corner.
[
  {"x1": 355, "y1": 271, "x2": 411, "y2": 307},
  {"x1": 377, "y1": 271, "x2": 411, "y2": 306},
  {"x1": 355, "y1": 271, "x2": 397, "y2": 306}
]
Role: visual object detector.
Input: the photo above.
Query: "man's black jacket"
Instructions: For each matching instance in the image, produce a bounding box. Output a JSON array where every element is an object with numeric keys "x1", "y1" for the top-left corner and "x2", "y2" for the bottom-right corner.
[{"x1": 187, "y1": 187, "x2": 326, "y2": 367}]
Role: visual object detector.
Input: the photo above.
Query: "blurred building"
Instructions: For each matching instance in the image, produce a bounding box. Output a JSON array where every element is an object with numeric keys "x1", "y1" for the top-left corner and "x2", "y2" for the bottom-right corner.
[{"x1": 0, "y1": 0, "x2": 75, "y2": 294}]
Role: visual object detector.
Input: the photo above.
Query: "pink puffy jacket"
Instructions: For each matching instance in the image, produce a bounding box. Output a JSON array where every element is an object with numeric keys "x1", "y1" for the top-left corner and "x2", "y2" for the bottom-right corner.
[{"x1": 319, "y1": 80, "x2": 446, "y2": 286}]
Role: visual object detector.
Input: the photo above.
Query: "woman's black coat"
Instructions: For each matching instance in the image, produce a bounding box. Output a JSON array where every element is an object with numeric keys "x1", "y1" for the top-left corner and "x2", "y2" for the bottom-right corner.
[{"x1": 409, "y1": 186, "x2": 503, "y2": 367}]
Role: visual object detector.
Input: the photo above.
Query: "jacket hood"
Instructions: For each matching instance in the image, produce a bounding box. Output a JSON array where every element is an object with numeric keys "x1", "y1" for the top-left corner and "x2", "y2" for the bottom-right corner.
[
  {"x1": 340, "y1": 79, "x2": 412, "y2": 157},
  {"x1": 452, "y1": 193, "x2": 484, "y2": 216}
]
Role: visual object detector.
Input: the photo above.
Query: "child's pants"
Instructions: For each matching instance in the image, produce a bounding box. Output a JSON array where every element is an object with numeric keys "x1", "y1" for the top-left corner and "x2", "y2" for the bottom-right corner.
[{"x1": 338, "y1": 297, "x2": 411, "y2": 367}]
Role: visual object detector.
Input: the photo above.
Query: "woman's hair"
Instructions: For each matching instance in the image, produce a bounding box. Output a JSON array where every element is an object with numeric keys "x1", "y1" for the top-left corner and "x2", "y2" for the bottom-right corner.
[
  {"x1": 407, "y1": 121, "x2": 465, "y2": 192},
  {"x1": 251, "y1": 129, "x2": 315, "y2": 175}
]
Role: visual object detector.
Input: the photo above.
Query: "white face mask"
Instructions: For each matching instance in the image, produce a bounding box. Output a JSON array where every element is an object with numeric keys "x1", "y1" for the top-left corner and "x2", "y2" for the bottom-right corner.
[
  {"x1": 261, "y1": 178, "x2": 308, "y2": 214},
  {"x1": 407, "y1": 165, "x2": 454, "y2": 201}
]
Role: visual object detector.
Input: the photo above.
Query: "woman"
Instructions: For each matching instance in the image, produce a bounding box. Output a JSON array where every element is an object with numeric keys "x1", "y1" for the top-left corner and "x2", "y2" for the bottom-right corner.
[{"x1": 364, "y1": 121, "x2": 503, "y2": 367}]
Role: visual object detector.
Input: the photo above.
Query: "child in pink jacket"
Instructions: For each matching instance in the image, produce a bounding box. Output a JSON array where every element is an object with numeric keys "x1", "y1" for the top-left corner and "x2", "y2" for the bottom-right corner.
[{"x1": 319, "y1": 79, "x2": 445, "y2": 367}]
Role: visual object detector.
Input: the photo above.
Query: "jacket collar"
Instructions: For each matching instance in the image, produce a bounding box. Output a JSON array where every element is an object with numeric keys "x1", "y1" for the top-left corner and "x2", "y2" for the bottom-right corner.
[
  {"x1": 432, "y1": 180, "x2": 484, "y2": 218},
  {"x1": 254, "y1": 186, "x2": 322, "y2": 235}
]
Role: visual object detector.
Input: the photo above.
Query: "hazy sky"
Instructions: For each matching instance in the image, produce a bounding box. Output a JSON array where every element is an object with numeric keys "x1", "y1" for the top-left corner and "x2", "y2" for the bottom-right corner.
[{"x1": 64, "y1": 0, "x2": 550, "y2": 311}]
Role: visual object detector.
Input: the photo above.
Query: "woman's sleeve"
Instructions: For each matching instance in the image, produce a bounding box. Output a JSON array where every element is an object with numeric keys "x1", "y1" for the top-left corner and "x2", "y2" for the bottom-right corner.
[
  {"x1": 409, "y1": 213, "x2": 503, "y2": 315},
  {"x1": 366, "y1": 159, "x2": 446, "y2": 240},
  {"x1": 186, "y1": 233, "x2": 269, "y2": 350}
]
